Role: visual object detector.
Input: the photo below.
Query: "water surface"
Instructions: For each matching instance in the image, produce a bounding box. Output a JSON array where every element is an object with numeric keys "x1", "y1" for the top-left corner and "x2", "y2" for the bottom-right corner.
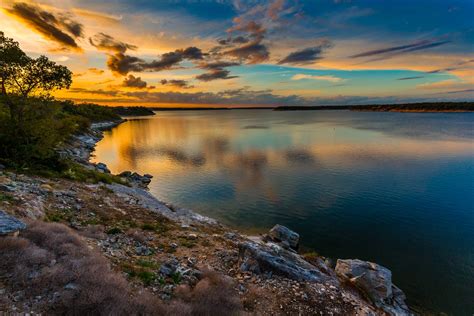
[{"x1": 93, "y1": 110, "x2": 474, "y2": 314}]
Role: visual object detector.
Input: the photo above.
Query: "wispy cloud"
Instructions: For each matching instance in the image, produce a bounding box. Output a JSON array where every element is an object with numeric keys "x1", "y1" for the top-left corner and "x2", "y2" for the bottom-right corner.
[
  {"x1": 397, "y1": 76, "x2": 424, "y2": 81},
  {"x1": 279, "y1": 40, "x2": 332, "y2": 65},
  {"x1": 291, "y1": 74, "x2": 344, "y2": 82},
  {"x1": 350, "y1": 39, "x2": 451, "y2": 61}
]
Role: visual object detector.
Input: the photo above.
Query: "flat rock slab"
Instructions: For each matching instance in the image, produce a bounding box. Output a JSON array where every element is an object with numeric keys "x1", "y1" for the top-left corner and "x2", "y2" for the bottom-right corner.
[
  {"x1": 0, "y1": 210, "x2": 26, "y2": 235},
  {"x1": 239, "y1": 241, "x2": 337, "y2": 284}
]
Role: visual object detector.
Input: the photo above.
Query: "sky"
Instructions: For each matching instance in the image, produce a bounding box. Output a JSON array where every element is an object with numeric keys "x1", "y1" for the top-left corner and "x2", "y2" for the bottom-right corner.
[{"x1": 1, "y1": 0, "x2": 473, "y2": 107}]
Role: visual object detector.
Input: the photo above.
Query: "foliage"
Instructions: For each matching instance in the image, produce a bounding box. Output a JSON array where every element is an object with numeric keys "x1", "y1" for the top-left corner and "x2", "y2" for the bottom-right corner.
[
  {"x1": 0, "y1": 32, "x2": 123, "y2": 171},
  {"x1": 61, "y1": 100, "x2": 121, "y2": 122},
  {"x1": 112, "y1": 106, "x2": 155, "y2": 116},
  {"x1": 0, "y1": 221, "x2": 165, "y2": 314}
]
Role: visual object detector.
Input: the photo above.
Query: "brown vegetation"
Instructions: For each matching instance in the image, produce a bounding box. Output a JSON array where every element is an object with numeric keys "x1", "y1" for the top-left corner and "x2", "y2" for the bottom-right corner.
[{"x1": 0, "y1": 221, "x2": 243, "y2": 315}]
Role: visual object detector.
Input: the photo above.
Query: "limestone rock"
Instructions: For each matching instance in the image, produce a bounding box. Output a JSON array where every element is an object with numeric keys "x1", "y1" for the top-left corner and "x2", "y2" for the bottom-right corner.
[
  {"x1": 268, "y1": 224, "x2": 300, "y2": 249},
  {"x1": 0, "y1": 210, "x2": 26, "y2": 236},
  {"x1": 335, "y1": 259, "x2": 411, "y2": 315},
  {"x1": 238, "y1": 241, "x2": 336, "y2": 283},
  {"x1": 95, "y1": 163, "x2": 111, "y2": 174}
]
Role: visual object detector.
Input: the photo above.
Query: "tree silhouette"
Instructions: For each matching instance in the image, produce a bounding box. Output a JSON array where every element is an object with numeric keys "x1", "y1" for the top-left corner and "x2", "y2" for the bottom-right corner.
[{"x1": 0, "y1": 31, "x2": 72, "y2": 123}]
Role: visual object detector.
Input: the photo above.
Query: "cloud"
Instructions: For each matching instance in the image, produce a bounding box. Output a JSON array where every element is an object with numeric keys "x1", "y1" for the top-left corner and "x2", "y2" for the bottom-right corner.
[
  {"x1": 161, "y1": 79, "x2": 194, "y2": 89},
  {"x1": 106, "y1": 53, "x2": 145, "y2": 75},
  {"x1": 72, "y1": 8, "x2": 122, "y2": 24},
  {"x1": 221, "y1": 19, "x2": 270, "y2": 64},
  {"x1": 267, "y1": 0, "x2": 286, "y2": 21},
  {"x1": 292, "y1": 74, "x2": 344, "y2": 82},
  {"x1": 123, "y1": 75, "x2": 148, "y2": 89},
  {"x1": 279, "y1": 41, "x2": 332, "y2": 65},
  {"x1": 350, "y1": 39, "x2": 450, "y2": 60},
  {"x1": 88, "y1": 68, "x2": 105, "y2": 75},
  {"x1": 142, "y1": 47, "x2": 204, "y2": 72},
  {"x1": 90, "y1": 33, "x2": 204, "y2": 75},
  {"x1": 397, "y1": 76, "x2": 425, "y2": 80},
  {"x1": 417, "y1": 79, "x2": 472, "y2": 91},
  {"x1": 69, "y1": 85, "x2": 466, "y2": 106},
  {"x1": 199, "y1": 61, "x2": 241, "y2": 69},
  {"x1": 6, "y1": 2, "x2": 83, "y2": 50},
  {"x1": 89, "y1": 32, "x2": 137, "y2": 53},
  {"x1": 196, "y1": 69, "x2": 238, "y2": 81},
  {"x1": 223, "y1": 40, "x2": 270, "y2": 64},
  {"x1": 195, "y1": 61, "x2": 240, "y2": 81},
  {"x1": 443, "y1": 89, "x2": 474, "y2": 94}
]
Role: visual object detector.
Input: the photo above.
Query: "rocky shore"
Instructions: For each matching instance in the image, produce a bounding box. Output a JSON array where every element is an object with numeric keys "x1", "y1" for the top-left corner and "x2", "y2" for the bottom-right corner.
[{"x1": 0, "y1": 120, "x2": 413, "y2": 315}]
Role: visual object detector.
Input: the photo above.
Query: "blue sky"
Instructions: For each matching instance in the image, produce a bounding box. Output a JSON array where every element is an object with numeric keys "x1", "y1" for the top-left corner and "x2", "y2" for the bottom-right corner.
[{"x1": 1, "y1": 0, "x2": 473, "y2": 106}]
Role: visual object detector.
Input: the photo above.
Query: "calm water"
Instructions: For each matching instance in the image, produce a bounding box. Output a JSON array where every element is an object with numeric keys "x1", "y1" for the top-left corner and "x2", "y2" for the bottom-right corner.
[{"x1": 93, "y1": 110, "x2": 474, "y2": 314}]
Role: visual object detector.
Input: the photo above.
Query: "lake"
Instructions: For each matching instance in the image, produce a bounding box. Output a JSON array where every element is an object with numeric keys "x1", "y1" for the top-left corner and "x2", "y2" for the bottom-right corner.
[{"x1": 92, "y1": 110, "x2": 474, "y2": 314}]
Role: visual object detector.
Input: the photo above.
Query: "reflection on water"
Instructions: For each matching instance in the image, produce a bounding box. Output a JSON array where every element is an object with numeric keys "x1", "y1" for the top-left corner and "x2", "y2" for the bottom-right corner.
[{"x1": 93, "y1": 110, "x2": 474, "y2": 314}]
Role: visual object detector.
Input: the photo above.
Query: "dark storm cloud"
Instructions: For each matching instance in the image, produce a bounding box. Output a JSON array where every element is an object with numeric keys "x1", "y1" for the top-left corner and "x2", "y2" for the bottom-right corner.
[
  {"x1": 123, "y1": 75, "x2": 148, "y2": 89},
  {"x1": 350, "y1": 39, "x2": 450, "y2": 59},
  {"x1": 7, "y1": 2, "x2": 83, "y2": 50},
  {"x1": 278, "y1": 41, "x2": 332, "y2": 65},
  {"x1": 161, "y1": 79, "x2": 194, "y2": 89},
  {"x1": 196, "y1": 69, "x2": 238, "y2": 81}
]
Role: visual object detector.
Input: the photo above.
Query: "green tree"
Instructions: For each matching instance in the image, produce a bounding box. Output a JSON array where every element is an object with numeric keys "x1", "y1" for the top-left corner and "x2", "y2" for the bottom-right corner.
[{"x1": 0, "y1": 31, "x2": 72, "y2": 124}]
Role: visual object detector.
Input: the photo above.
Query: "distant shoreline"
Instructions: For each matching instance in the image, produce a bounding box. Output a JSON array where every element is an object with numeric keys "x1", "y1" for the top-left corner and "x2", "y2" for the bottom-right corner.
[{"x1": 147, "y1": 102, "x2": 474, "y2": 113}]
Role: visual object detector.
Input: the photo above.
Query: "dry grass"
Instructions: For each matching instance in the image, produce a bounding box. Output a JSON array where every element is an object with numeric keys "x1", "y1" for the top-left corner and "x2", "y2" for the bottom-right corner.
[
  {"x1": 0, "y1": 221, "x2": 244, "y2": 315},
  {"x1": 0, "y1": 221, "x2": 164, "y2": 314},
  {"x1": 170, "y1": 269, "x2": 243, "y2": 316}
]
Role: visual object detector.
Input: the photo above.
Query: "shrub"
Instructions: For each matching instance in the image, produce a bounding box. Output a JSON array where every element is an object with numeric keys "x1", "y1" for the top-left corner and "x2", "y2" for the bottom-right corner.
[
  {"x1": 171, "y1": 270, "x2": 243, "y2": 316},
  {"x1": 0, "y1": 221, "x2": 164, "y2": 314}
]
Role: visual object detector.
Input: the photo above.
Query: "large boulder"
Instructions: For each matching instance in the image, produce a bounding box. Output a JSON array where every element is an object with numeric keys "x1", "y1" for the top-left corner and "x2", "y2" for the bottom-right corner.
[
  {"x1": 268, "y1": 224, "x2": 299, "y2": 249},
  {"x1": 0, "y1": 210, "x2": 26, "y2": 236},
  {"x1": 335, "y1": 259, "x2": 411, "y2": 315},
  {"x1": 239, "y1": 241, "x2": 336, "y2": 283}
]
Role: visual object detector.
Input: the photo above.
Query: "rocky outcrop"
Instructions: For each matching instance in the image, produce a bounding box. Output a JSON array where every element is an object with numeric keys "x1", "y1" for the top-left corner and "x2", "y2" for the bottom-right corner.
[
  {"x1": 238, "y1": 239, "x2": 336, "y2": 283},
  {"x1": 267, "y1": 224, "x2": 300, "y2": 249},
  {"x1": 0, "y1": 210, "x2": 26, "y2": 236},
  {"x1": 58, "y1": 120, "x2": 125, "y2": 164},
  {"x1": 118, "y1": 171, "x2": 153, "y2": 188},
  {"x1": 335, "y1": 259, "x2": 411, "y2": 315},
  {"x1": 95, "y1": 162, "x2": 111, "y2": 174}
]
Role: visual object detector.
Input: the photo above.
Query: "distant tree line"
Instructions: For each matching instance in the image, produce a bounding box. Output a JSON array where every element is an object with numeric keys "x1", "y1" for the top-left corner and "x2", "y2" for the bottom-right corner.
[{"x1": 274, "y1": 102, "x2": 474, "y2": 112}]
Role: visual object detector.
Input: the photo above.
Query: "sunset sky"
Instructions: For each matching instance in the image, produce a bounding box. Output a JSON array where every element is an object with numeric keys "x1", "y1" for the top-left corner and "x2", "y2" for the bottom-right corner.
[{"x1": 1, "y1": 0, "x2": 473, "y2": 107}]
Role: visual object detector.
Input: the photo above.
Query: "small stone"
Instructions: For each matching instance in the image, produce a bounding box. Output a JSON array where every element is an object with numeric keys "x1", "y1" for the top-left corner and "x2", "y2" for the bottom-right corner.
[
  {"x1": 40, "y1": 184, "x2": 53, "y2": 191},
  {"x1": 268, "y1": 224, "x2": 300, "y2": 249},
  {"x1": 0, "y1": 210, "x2": 26, "y2": 236}
]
